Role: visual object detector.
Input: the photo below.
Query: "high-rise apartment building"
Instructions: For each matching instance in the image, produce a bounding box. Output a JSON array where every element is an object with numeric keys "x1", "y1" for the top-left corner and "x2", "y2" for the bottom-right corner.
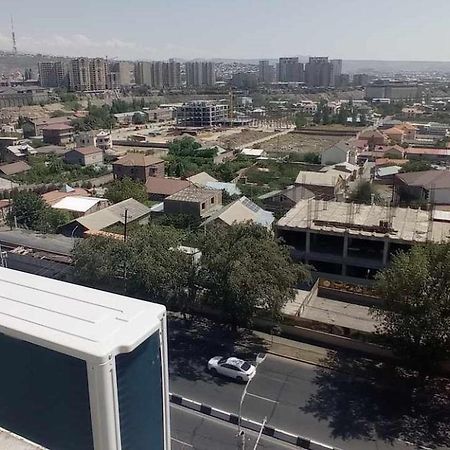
[
  {"x1": 166, "y1": 59, "x2": 181, "y2": 88},
  {"x1": 89, "y1": 58, "x2": 109, "y2": 91},
  {"x1": 69, "y1": 58, "x2": 109, "y2": 91},
  {"x1": 258, "y1": 60, "x2": 275, "y2": 84},
  {"x1": 38, "y1": 61, "x2": 67, "y2": 88},
  {"x1": 69, "y1": 58, "x2": 91, "y2": 91},
  {"x1": 185, "y1": 61, "x2": 216, "y2": 87},
  {"x1": 278, "y1": 57, "x2": 303, "y2": 82},
  {"x1": 330, "y1": 59, "x2": 343, "y2": 87},
  {"x1": 109, "y1": 61, "x2": 134, "y2": 88},
  {"x1": 135, "y1": 61, "x2": 153, "y2": 86},
  {"x1": 305, "y1": 57, "x2": 332, "y2": 87},
  {"x1": 134, "y1": 60, "x2": 181, "y2": 88}
]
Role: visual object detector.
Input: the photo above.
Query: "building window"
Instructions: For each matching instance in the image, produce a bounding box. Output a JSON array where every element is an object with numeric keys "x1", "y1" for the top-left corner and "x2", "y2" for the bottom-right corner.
[
  {"x1": 201, "y1": 202, "x2": 205, "y2": 210},
  {"x1": 211, "y1": 197, "x2": 215, "y2": 204}
]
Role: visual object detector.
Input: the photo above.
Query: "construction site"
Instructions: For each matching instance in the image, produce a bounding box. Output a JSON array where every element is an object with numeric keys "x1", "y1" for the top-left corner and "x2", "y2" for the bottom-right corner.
[{"x1": 277, "y1": 199, "x2": 450, "y2": 278}]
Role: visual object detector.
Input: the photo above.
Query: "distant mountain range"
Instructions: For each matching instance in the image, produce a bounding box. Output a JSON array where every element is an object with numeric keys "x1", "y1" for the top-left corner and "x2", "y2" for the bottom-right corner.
[{"x1": 2, "y1": 51, "x2": 450, "y2": 76}]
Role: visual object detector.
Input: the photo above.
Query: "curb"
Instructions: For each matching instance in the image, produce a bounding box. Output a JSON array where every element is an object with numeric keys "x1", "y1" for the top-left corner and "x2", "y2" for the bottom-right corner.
[{"x1": 169, "y1": 393, "x2": 341, "y2": 450}]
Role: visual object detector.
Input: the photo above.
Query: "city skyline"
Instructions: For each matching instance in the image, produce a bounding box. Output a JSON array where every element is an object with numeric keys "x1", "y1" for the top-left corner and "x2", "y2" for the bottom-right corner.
[{"x1": 1, "y1": 0, "x2": 450, "y2": 61}]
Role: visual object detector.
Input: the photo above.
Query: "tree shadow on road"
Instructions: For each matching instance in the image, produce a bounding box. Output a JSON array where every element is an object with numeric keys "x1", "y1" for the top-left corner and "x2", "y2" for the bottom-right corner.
[
  {"x1": 301, "y1": 353, "x2": 450, "y2": 449},
  {"x1": 168, "y1": 313, "x2": 268, "y2": 385}
]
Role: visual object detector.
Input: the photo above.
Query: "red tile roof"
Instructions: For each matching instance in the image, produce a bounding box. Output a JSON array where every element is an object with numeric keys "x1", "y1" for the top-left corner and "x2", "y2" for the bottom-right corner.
[{"x1": 405, "y1": 147, "x2": 450, "y2": 156}]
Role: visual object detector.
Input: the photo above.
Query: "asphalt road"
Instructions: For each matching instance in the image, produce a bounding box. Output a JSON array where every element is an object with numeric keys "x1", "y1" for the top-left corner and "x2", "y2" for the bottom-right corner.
[
  {"x1": 171, "y1": 405, "x2": 297, "y2": 450},
  {"x1": 0, "y1": 229, "x2": 74, "y2": 255},
  {"x1": 169, "y1": 317, "x2": 449, "y2": 450}
]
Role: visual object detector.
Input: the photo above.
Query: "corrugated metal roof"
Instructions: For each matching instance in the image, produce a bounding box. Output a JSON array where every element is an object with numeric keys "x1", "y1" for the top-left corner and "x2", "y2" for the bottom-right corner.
[
  {"x1": 76, "y1": 198, "x2": 150, "y2": 231},
  {"x1": 0, "y1": 267, "x2": 165, "y2": 362},
  {"x1": 51, "y1": 196, "x2": 107, "y2": 213}
]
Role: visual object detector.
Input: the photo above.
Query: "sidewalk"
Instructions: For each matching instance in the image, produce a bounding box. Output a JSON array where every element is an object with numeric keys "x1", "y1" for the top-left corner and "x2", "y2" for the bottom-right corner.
[{"x1": 250, "y1": 329, "x2": 334, "y2": 368}]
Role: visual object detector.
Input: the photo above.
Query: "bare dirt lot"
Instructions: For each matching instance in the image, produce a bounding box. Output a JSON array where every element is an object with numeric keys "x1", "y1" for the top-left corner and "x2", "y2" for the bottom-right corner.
[
  {"x1": 218, "y1": 130, "x2": 276, "y2": 148},
  {"x1": 260, "y1": 132, "x2": 343, "y2": 155}
]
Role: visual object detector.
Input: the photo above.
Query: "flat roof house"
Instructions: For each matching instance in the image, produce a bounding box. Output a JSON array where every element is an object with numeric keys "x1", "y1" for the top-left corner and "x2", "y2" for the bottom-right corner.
[
  {"x1": 42, "y1": 124, "x2": 74, "y2": 146},
  {"x1": 65, "y1": 146, "x2": 104, "y2": 166},
  {"x1": 113, "y1": 154, "x2": 165, "y2": 183}
]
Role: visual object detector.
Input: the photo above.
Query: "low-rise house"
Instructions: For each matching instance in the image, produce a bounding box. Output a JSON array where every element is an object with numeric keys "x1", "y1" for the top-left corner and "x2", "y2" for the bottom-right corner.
[
  {"x1": 42, "y1": 124, "x2": 74, "y2": 146},
  {"x1": 384, "y1": 126, "x2": 405, "y2": 144},
  {"x1": 65, "y1": 146, "x2": 104, "y2": 166},
  {"x1": 295, "y1": 170, "x2": 347, "y2": 200},
  {"x1": 321, "y1": 140, "x2": 357, "y2": 165},
  {"x1": 187, "y1": 172, "x2": 241, "y2": 196},
  {"x1": 394, "y1": 170, "x2": 450, "y2": 205},
  {"x1": 403, "y1": 147, "x2": 450, "y2": 163},
  {"x1": 164, "y1": 186, "x2": 222, "y2": 218},
  {"x1": 187, "y1": 172, "x2": 218, "y2": 185},
  {"x1": 0, "y1": 161, "x2": 31, "y2": 177},
  {"x1": 204, "y1": 181, "x2": 242, "y2": 196},
  {"x1": 60, "y1": 198, "x2": 151, "y2": 237},
  {"x1": 374, "y1": 158, "x2": 409, "y2": 168},
  {"x1": 241, "y1": 148, "x2": 266, "y2": 158},
  {"x1": 113, "y1": 111, "x2": 147, "y2": 125},
  {"x1": 145, "y1": 177, "x2": 191, "y2": 201},
  {"x1": 357, "y1": 144, "x2": 405, "y2": 163},
  {"x1": 202, "y1": 196, "x2": 274, "y2": 229},
  {"x1": 42, "y1": 185, "x2": 90, "y2": 206},
  {"x1": 51, "y1": 196, "x2": 109, "y2": 218},
  {"x1": 357, "y1": 129, "x2": 387, "y2": 149},
  {"x1": 3, "y1": 143, "x2": 35, "y2": 162},
  {"x1": 374, "y1": 165, "x2": 402, "y2": 184},
  {"x1": 320, "y1": 162, "x2": 359, "y2": 178},
  {"x1": 258, "y1": 186, "x2": 315, "y2": 212},
  {"x1": 22, "y1": 117, "x2": 74, "y2": 138},
  {"x1": 113, "y1": 153, "x2": 165, "y2": 182},
  {"x1": 75, "y1": 130, "x2": 112, "y2": 150}
]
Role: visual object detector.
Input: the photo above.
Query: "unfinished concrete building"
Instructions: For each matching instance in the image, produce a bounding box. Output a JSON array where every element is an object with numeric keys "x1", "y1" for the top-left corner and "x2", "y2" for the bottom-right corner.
[{"x1": 277, "y1": 199, "x2": 450, "y2": 279}]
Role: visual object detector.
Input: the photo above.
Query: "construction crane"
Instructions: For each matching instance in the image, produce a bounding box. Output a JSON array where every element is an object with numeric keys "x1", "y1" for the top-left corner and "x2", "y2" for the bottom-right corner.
[{"x1": 10, "y1": 16, "x2": 17, "y2": 55}]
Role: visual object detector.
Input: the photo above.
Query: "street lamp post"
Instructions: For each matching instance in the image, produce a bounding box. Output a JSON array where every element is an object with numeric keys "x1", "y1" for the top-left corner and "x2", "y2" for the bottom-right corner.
[{"x1": 236, "y1": 353, "x2": 266, "y2": 449}]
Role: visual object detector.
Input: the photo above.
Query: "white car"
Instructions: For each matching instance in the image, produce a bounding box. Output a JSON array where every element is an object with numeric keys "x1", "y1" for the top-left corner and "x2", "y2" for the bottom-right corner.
[{"x1": 208, "y1": 356, "x2": 256, "y2": 382}]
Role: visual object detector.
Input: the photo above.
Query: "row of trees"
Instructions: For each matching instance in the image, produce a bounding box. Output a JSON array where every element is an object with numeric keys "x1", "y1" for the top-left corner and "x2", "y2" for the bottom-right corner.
[{"x1": 73, "y1": 223, "x2": 308, "y2": 327}]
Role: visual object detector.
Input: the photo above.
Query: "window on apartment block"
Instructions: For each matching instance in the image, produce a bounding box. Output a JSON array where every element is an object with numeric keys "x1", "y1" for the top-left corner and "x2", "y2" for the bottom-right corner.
[{"x1": 201, "y1": 202, "x2": 206, "y2": 210}]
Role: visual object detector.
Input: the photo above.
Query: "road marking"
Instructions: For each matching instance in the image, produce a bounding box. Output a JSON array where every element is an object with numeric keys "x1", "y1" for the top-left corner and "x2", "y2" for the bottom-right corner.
[
  {"x1": 247, "y1": 392, "x2": 279, "y2": 404},
  {"x1": 172, "y1": 437, "x2": 194, "y2": 448}
]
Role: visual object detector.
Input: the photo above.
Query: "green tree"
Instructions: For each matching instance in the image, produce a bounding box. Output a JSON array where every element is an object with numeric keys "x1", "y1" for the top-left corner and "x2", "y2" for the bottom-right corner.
[
  {"x1": 72, "y1": 226, "x2": 196, "y2": 311},
  {"x1": 105, "y1": 177, "x2": 148, "y2": 204},
  {"x1": 294, "y1": 112, "x2": 307, "y2": 129},
  {"x1": 348, "y1": 181, "x2": 381, "y2": 205},
  {"x1": 35, "y1": 208, "x2": 71, "y2": 233},
  {"x1": 302, "y1": 152, "x2": 321, "y2": 164},
  {"x1": 374, "y1": 243, "x2": 450, "y2": 374},
  {"x1": 198, "y1": 223, "x2": 309, "y2": 328},
  {"x1": 400, "y1": 161, "x2": 433, "y2": 173},
  {"x1": 8, "y1": 191, "x2": 46, "y2": 229},
  {"x1": 132, "y1": 112, "x2": 146, "y2": 125}
]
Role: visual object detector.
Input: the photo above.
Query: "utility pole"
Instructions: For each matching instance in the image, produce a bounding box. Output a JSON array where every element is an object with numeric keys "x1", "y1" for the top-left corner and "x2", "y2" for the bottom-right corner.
[
  {"x1": 237, "y1": 353, "x2": 266, "y2": 449},
  {"x1": 123, "y1": 209, "x2": 128, "y2": 242}
]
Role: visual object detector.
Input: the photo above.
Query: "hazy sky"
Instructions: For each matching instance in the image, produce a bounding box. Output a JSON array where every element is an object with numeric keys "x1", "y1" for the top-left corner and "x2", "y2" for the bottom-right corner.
[{"x1": 0, "y1": 0, "x2": 449, "y2": 61}]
